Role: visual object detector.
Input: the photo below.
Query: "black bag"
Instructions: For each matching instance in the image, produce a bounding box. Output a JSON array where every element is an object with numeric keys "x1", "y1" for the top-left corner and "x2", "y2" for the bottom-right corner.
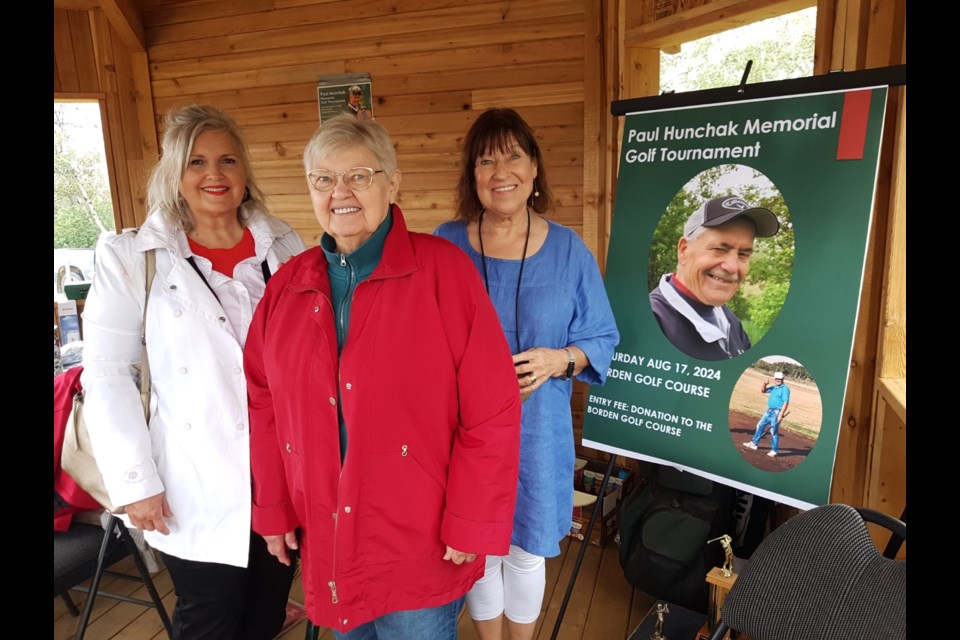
[{"x1": 618, "y1": 463, "x2": 734, "y2": 613}]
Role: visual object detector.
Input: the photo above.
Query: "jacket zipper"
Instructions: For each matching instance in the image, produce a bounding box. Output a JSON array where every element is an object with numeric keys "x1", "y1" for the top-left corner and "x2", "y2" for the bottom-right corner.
[
  {"x1": 337, "y1": 254, "x2": 355, "y2": 348},
  {"x1": 332, "y1": 256, "x2": 350, "y2": 609},
  {"x1": 329, "y1": 256, "x2": 376, "y2": 614}
]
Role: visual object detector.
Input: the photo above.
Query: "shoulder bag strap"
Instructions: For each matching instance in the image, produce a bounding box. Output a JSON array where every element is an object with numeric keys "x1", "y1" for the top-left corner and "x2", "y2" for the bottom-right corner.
[
  {"x1": 139, "y1": 249, "x2": 156, "y2": 421},
  {"x1": 261, "y1": 259, "x2": 272, "y2": 283}
]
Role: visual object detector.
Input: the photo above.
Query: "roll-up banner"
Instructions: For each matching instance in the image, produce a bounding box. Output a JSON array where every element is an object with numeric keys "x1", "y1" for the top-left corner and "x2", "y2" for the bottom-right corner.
[{"x1": 584, "y1": 86, "x2": 888, "y2": 509}]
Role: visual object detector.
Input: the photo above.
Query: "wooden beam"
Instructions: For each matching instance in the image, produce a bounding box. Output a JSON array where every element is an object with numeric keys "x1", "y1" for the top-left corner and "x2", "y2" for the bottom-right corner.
[
  {"x1": 622, "y1": 47, "x2": 660, "y2": 100},
  {"x1": 581, "y1": 1, "x2": 603, "y2": 259},
  {"x1": 99, "y1": 0, "x2": 146, "y2": 52},
  {"x1": 54, "y1": 0, "x2": 100, "y2": 9},
  {"x1": 876, "y1": 88, "x2": 905, "y2": 380},
  {"x1": 624, "y1": 0, "x2": 814, "y2": 48},
  {"x1": 55, "y1": 0, "x2": 147, "y2": 52}
]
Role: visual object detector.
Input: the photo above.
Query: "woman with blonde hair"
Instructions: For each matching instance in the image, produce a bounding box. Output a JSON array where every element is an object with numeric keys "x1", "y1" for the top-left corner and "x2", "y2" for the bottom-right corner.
[{"x1": 82, "y1": 104, "x2": 306, "y2": 639}]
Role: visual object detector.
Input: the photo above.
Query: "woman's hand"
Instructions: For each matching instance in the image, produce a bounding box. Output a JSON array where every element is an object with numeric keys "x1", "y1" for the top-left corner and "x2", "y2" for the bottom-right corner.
[
  {"x1": 125, "y1": 492, "x2": 173, "y2": 535},
  {"x1": 513, "y1": 347, "x2": 570, "y2": 401},
  {"x1": 263, "y1": 531, "x2": 299, "y2": 566},
  {"x1": 442, "y1": 546, "x2": 478, "y2": 565}
]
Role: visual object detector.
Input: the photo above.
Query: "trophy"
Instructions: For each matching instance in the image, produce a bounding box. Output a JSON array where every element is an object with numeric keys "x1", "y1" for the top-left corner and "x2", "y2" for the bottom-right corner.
[
  {"x1": 699, "y1": 535, "x2": 738, "y2": 640},
  {"x1": 650, "y1": 602, "x2": 670, "y2": 640}
]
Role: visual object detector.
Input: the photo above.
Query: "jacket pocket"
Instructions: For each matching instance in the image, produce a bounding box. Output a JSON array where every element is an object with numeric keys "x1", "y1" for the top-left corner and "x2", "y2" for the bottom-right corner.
[{"x1": 359, "y1": 444, "x2": 446, "y2": 561}]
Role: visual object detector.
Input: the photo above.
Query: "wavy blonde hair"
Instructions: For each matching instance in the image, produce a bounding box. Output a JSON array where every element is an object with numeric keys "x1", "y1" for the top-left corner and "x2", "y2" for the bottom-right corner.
[{"x1": 147, "y1": 105, "x2": 264, "y2": 232}]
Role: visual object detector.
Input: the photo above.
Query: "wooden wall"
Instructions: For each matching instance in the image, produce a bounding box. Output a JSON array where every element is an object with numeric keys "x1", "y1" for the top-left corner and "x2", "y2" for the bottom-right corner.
[
  {"x1": 54, "y1": 6, "x2": 157, "y2": 229},
  {"x1": 54, "y1": 0, "x2": 905, "y2": 531},
  {"x1": 138, "y1": 0, "x2": 606, "y2": 251}
]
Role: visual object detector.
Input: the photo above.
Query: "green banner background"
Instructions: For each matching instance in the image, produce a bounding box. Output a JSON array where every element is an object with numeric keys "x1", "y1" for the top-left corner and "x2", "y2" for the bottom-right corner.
[{"x1": 583, "y1": 87, "x2": 888, "y2": 508}]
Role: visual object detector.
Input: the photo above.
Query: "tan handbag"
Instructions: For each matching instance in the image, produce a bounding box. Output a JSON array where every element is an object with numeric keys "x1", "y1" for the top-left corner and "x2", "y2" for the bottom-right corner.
[{"x1": 61, "y1": 248, "x2": 156, "y2": 513}]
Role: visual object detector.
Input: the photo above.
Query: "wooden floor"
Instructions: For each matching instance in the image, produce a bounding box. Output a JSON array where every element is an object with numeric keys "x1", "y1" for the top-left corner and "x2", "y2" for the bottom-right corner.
[{"x1": 55, "y1": 537, "x2": 655, "y2": 640}]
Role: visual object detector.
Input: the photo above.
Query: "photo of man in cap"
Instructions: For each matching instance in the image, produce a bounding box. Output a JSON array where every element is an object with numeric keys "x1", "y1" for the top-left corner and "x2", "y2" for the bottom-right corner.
[
  {"x1": 345, "y1": 85, "x2": 372, "y2": 121},
  {"x1": 743, "y1": 371, "x2": 791, "y2": 457},
  {"x1": 649, "y1": 195, "x2": 780, "y2": 360}
]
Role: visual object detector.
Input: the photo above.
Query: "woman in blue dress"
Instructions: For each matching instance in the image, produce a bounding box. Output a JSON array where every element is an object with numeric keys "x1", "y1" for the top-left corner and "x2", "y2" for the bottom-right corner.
[{"x1": 435, "y1": 108, "x2": 619, "y2": 640}]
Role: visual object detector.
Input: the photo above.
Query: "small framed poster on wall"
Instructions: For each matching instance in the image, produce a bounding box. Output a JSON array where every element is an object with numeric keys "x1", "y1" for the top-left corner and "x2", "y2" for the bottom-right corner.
[{"x1": 317, "y1": 73, "x2": 373, "y2": 124}]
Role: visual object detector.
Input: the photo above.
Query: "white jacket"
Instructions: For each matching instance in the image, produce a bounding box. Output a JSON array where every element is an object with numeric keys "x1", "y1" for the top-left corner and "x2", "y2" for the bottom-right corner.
[{"x1": 80, "y1": 206, "x2": 306, "y2": 567}]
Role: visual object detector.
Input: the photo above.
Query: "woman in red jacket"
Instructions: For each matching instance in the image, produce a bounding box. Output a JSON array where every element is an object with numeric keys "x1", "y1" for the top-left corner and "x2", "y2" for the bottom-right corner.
[{"x1": 244, "y1": 114, "x2": 522, "y2": 639}]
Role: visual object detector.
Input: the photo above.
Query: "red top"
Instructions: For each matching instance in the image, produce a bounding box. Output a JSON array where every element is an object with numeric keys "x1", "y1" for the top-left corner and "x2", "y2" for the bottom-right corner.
[{"x1": 188, "y1": 227, "x2": 255, "y2": 276}]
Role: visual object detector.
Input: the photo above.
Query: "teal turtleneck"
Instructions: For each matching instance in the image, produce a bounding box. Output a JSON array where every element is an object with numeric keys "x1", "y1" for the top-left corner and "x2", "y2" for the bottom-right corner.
[{"x1": 319, "y1": 209, "x2": 393, "y2": 461}]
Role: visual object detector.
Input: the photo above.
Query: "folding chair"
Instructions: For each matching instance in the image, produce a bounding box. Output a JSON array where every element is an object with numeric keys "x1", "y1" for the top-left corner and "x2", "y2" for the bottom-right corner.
[{"x1": 54, "y1": 513, "x2": 173, "y2": 640}]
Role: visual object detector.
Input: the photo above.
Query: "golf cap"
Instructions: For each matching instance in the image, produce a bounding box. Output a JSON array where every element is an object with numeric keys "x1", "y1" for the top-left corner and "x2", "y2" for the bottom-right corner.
[
  {"x1": 683, "y1": 196, "x2": 780, "y2": 239},
  {"x1": 773, "y1": 371, "x2": 785, "y2": 379},
  {"x1": 349, "y1": 85, "x2": 362, "y2": 94}
]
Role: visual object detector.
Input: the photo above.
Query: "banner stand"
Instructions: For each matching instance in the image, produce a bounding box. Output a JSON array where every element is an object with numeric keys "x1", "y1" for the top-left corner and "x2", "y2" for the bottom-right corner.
[
  {"x1": 550, "y1": 456, "x2": 617, "y2": 640},
  {"x1": 550, "y1": 64, "x2": 906, "y2": 637}
]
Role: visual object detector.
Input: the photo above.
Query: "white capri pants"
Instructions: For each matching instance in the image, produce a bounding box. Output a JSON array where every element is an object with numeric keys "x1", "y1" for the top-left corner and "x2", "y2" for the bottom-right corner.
[{"x1": 466, "y1": 544, "x2": 546, "y2": 624}]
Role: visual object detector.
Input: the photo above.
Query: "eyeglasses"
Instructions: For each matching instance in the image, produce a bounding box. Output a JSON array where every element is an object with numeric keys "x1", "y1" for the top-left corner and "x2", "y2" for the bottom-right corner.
[{"x1": 307, "y1": 167, "x2": 384, "y2": 192}]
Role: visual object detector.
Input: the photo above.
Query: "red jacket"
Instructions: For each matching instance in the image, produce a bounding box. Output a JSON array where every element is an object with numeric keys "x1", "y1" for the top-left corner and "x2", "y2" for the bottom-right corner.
[
  {"x1": 244, "y1": 208, "x2": 521, "y2": 632},
  {"x1": 53, "y1": 367, "x2": 102, "y2": 531}
]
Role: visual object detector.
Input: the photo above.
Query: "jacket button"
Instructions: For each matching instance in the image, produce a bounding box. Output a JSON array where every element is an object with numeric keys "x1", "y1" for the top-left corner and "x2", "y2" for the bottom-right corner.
[
  {"x1": 332, "y1": 512, "x2": 338, "y2": 519},
  {"x1": 235, "y1": 423, "x2": 245, "y2": 431},
  {"x1": 314, "y1": 306, "x2": 320, "y2": 313},
  {"x1": 329, "y1": 397, "x2": 336, "y2": 405},
  {"x1": 234, "y1": 367, "x2": 242, "y2": 374},
  {"x1": 345, "y1": 383, "x2": 352, "y2": 390},
  {"x1": 343, "y1": 506, "x2": 352, "y2": 514},
  {"x1": 219, "y1": 316, "x2": 227, "y2": 323},
  {"x1": 184, "y1": 423, "x2": 192, "y2": 430},
  {"x1": 343, "y1": 619, "x2": 349, "y2": 626},
  {"x1": 169, "y1": 284, "x2": 177, "y2": 291},
  {"x1": 179, "y1": 367, "x2": 187, "y2": 374},
  {"x1": 285, "y1": 442, "x2": 292, "y2": 453},
  {"x1": 128, "y1": 471, "x2": 137, "y2": 479},
  {"x1": 173, "y1": 310, "x2": 182, "y2": 317}
]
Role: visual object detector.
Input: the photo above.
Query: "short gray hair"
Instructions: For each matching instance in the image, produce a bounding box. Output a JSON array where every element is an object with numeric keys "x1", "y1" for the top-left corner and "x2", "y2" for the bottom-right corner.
[
  {"x1": 303, "y1": 115, "x2": 397, "y2": 177},
  {"x1": 147, "y1": 105, "x2": 264, "y2": 232}
]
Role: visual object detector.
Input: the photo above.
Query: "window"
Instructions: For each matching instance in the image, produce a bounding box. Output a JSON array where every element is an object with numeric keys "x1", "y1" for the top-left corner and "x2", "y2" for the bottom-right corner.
[
  {"x1": 660, "y1": 7, "x2": 816, "y2": 93},
  {"x1": 54, "y1": 100, "x2": 116, "y2": 301}
]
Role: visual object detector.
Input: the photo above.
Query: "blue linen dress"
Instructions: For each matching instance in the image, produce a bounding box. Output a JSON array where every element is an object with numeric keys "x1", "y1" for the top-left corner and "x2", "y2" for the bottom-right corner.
[{"x1": 435, "y1": 219, "x2": 620, "y2": 557}]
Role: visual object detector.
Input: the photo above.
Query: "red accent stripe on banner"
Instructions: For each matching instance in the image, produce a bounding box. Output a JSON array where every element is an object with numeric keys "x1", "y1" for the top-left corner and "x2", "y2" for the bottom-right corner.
[{"x1": 836, "y1": 90, "x2": 873, "y2": 160}]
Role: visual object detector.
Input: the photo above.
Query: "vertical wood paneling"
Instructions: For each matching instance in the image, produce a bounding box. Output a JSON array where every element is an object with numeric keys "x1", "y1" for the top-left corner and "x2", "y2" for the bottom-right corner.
[
  {"x1": 876, "y1": 88, "x2": 905, "y2": 380},
  {"x1": 56, "y1": 8, "x2": 158, "y2": 229},
  {"x1": 54, "y1": 9, "x2": 81, "y2": 92},
  {"x1": 583, "y1": 2, "x2": 603, "y2": 259},
  {"x1": 813, "y1": 0, "x2": 835, "y2": 73},
  {"x1": 69, "y1": 10, "x2": 100, "y2": 92}
]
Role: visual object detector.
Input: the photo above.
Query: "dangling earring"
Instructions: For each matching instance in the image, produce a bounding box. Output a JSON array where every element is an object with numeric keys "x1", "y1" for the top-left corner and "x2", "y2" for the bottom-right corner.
[
  {"x1": 533, "y1": 180, "x2": 540, "y2": 198},
  {"x1": 242, "y1": 186, "x2": 251, "y2": 202}
]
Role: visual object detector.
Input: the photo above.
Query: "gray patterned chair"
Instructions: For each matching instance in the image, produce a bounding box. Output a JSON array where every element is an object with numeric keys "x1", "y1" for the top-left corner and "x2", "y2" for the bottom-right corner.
[{"x1": 708, "y1": 503, "x2": 906, "y2": 640}]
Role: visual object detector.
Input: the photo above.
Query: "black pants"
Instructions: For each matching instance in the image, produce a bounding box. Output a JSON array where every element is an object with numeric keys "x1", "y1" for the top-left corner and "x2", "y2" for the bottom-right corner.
[{"x1": 161, "y1": 532, "x2": 297, "y2": 640}]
